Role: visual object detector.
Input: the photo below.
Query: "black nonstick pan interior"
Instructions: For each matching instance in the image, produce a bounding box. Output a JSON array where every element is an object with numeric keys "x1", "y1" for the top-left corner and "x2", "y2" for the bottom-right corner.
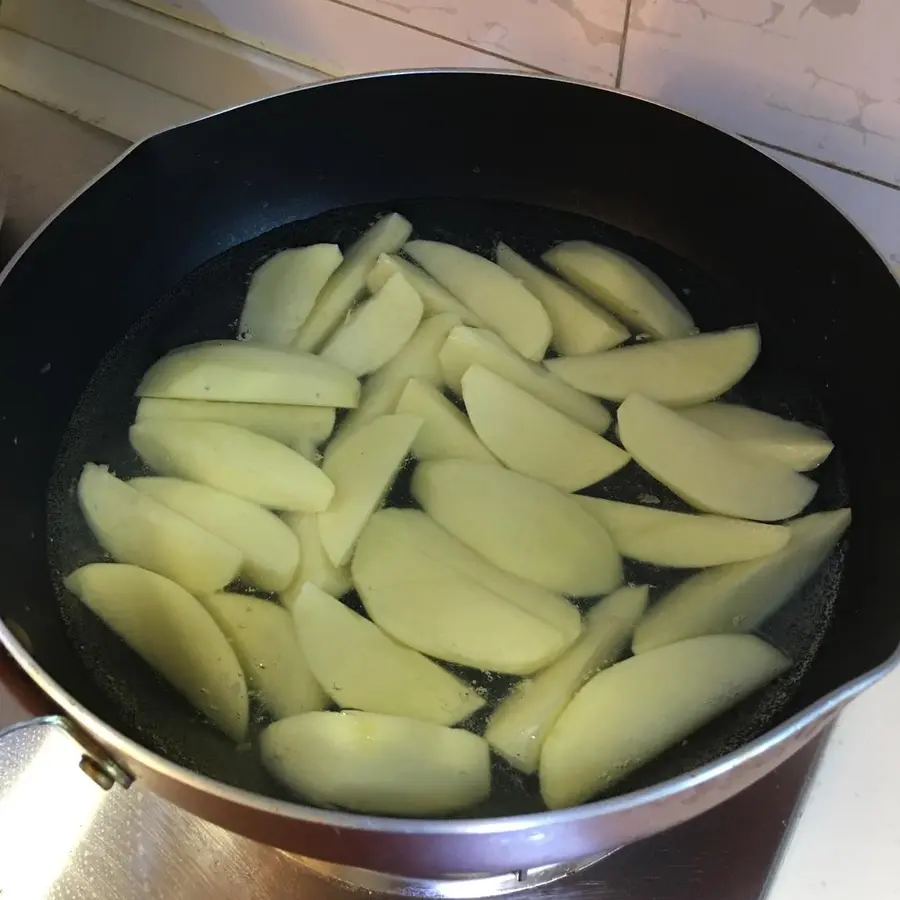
[{"x1": 0, "y1": 72, "x2": 898, "y2": 818}]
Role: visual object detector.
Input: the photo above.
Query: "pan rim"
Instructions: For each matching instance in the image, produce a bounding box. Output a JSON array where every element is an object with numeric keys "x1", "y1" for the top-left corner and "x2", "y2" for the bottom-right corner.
[{"x1": 1, "y1": 67, "x2": 898, "y2": 833}]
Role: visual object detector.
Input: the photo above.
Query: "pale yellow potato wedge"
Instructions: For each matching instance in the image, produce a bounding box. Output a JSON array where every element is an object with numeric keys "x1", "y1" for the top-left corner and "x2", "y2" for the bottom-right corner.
[
  {"x1": 439, "y1": 326, "x2": 611, "y2": 433},
  {"x1": 397, "y1": 377, "x2": 496, "y2": 463},
  {"x1": 238, "y1": 244, "x2": 342, "y2": 347},
  {"x1": 406, "y1": 240, "x2": 552, "y2": 360},
  {"x1": 137, "y1": 340, "x2": 359, "y2": 408},
  {"x1": 292, "y1": 213, "x2": 412, "y2": 352},
  {"x1": 65, "y1": 563, "x2": 248, "y2": 740},
  {"x1": 495, "y1": 243, "x2": 629, "y2": 354},
  {"x1": 320, "y1": 272, "x2": 424, "y2": 376},
  {"x1": 617, "y1": 395, "x2": 817, "y2": 521},
  {"x1": 486, "y1": 585, "x2": 648, "y2": 773},
  {"x1": 199, "y1": 592, "x2": 327, "y2": 719},
  {"x1": 545, "y1": 327, "x2": 760, "y2": 407},
  {"x1": 78, "y1": 464, "x2": 240, "y2": 594},
  {"x1": 326, "y1": 313, "x2": 459, "y2": 458},
  {"x1": 540, "y1": 634, "x2": 789, "y2": 808},
  {"x1": 412, "y1": 460, "x2": 622, "y2": 596},
  {"x1": 543, "y1": 241, "x2": 696, "y2": 339},
  {"x1": 318, "y1": 414, "x2": 421, "y2": 566},
  {"x1": 130, "y1": 420, "x2": 335, "y2": 512},
  {"x1": 574, "y1": 496, "x2": 790, "y2": 568},
  {"x1": 130, "y1": 477, "x2": 300, "y2": 592},
  {"x1": 135, "y1": 397, "x2": 335, "y2": 455},
  {"x1": 281, "y1": 513, "x2": 352, "y2": 601},
  {"x1": 462, "y1": 365, "x2": 629, "y2": 491},
  {"x1": 292, "y1": 583, "x2": 483, "y2": 725},
  {"x1": 260, "y1": 711, "x2": 490, "y2": 815},
  {"x1": 353, "y1": 509, "x2": 575, "y2": 674},
  {"x1": 632, "y1": 508, "x2": 850, "y2": 653},
  {"x1": 679, "y1": 402, "x2": 834, "y2": 471},
  {"x1": 367, "y1": 253, "x2": 485, "y2": 326}
]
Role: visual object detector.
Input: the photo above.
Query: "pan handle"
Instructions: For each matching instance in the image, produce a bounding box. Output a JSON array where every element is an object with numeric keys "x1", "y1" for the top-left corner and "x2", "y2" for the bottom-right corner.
[{"x1": 0, "y1": 646, "x2": 133, "y2": 790}]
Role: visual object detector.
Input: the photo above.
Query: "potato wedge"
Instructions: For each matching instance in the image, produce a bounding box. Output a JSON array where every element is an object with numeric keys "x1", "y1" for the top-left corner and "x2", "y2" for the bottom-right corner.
[
  {"x1": 540, "y1": 634, "x2": 789, "y2": 807},
  {"x1": 486, "y1": 585, "x2": 648, "y2": 773},
  {"x1": 617, "y1": 395, "x2": 817, "y2": 521},
  {"x1": 130, "y1": 477, "x2": 300, "y2": 592},
  {"x1": 632, "y1": 508, "x2": 850, "y2": 653},
  {"x1": 462, "y1": 365, "x2": 628, "y2": 490},
  {"x1": 367, "y1": 253, "x2": 484, "y2": 326},
  {"x1": 320, "y1": 272, "x2": 424, "y2": 376},
  {"x1": 78, "y1": 464, "x2": 240, "y2": 594},
  {"x1": 412, "y1": 460, "x2": 622, "y2": 596},
  {"x1": 292, "y1": 212, "x2": 412, "y2": 352},
  {"x1": 318, "y1": 414, "x2": 421, "y2": 566},
  {"x1": 574, "y1": 496, "x2": 790, "y2": 567},
  {"x1": 353, "y1": 509, "x2": 576, "y2": 674},
  {"x1": 135, "y1": 398, "x2": 335, "y2": 455},
  {"x1": 543, "y1": 240, "x2": 696, "y2": 339},
  {"x1": 281, "y1": 513, "x2": 352, "y2": 601},
  {"x1": 326, "y1": 313, "x2": 459, "y2": 457},
  {"x1": 679, "y1": 403, "x2": 834, "y2": 471},
  {"x1": 405, "y1": 240, "x2": 552, "y2": 360},
  {"x1": 439, "y1": 326, "x2": 612, "y2": 433},
  {"x1": 65, "y1": 563, "x2": 248, "y2": 740},
  {"x1": 495, "y1": 243, "x2": 629, "y2": 354},
  {"x1": 260, "y1": 711, "x2": 490, "y2": 815},
  {"x1": 238, "y1": 244, "x2": 342, "y2": 347},
  {"x1": 199, "y1": 592, "x2": 327, "y2": 719},
  {"x1": 545, "y1": 327, "x2": 760, "y2": 406},
  {"x1": 130, "y1": 420, "x2": 335, "y2": 512},
  {"x1": 292, "y1": 582, "x2": 483, "y2": 725},
  {"x1": 137, "y1": 340, "x2": 359, "y2": 408},
  {"x1": 397, "y1": 378, "x2": 496, "y2": 463}
]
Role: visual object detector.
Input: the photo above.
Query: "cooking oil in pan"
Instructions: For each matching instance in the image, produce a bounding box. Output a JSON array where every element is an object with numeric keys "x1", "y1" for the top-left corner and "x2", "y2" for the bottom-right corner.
[{"x1": 46, "y1": 199, "x2": 849, "y2": 816}]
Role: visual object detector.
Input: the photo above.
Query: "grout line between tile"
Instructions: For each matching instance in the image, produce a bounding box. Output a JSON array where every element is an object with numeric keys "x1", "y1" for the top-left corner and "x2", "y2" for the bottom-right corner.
[
  {"x1": 744, "y1": 136, "x2": 900, "y2": 192},
  {"x1": 614, "y1": 0, "x2": 634, "y2": 89}
]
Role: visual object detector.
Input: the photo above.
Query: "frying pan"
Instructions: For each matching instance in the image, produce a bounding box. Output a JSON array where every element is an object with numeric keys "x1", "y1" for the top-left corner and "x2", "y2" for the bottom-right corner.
[{"x1": 0, "y1": 70, "x2": 899, "y2": 879}]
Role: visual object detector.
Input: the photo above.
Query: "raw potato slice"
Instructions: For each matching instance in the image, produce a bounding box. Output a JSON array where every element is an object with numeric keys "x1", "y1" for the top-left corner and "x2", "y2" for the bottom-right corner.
[
  {"x1": 540, "y1": 634, "x2": 790, "y2": 807},
  {"x1": 632, "y1": 508, "x2": 850, "y2": 653},
  {"x1": 130, "y1": 477, "x2": 300, "y2": 592},
  {"x1": 292, "y1": 583, "x2": 483, "y2": 725},
  {"x1": 137, "y1": 340, "x2": 359, "y2": 408},
  {"x1": 281, "y1": 513, "x2": 352, "y2": 601},
  {"x1": 439, "y1": 326, "x2": 612, "y2": 433},
  {"x1": 545, "y1": 327, "x2": 760, "y2": 407},
  {"x1": 495, "y1": 243, "x2": 629, "y2": 354},
  {"x1": 679, "y1": 403, "x2": 834, "y2": 471},
  {"x1": 412, "y1": 460, "x2": 622, "y2": 596},
  {"x1": 462, "y1": 365, "x2": 629, "y2": 490},
  {"x1": 543, "y1": 240, "x2": 696, "y2": 339},
  {"x1": 78, "y1": 464, "x2": 240, "y2": 594},
  {"x1": 405, "y1": 240, "x2": 552, "y2": 360},
  {"x1": 260, "y1": 711, "x2": 490, "y2": 815},
  {"x1": 238, "y1": 244, "x2": 342, "y2": 347},
  {"x1": 617, "y1": 395, "x2": 817, "y2": 521},
  {"x1": 136, "y1": 398, "x2": 335, "y2": 455},
  {"x1": 292, "y1": 213, "x2": 412, "y2": 352},
  {"x1": 327, "y1": 313, "x2": 459, "y2": 457},
  {"x1": 65, "y1": 564, "x2": 248, "y2": 740},
  {"x1": 397, "y1": 378, "x2": 496, "y2": 463},
  {"x1": 130, "y1": 420, "x2": 335, "y2": 512},
  {"x1": 319, "y1": 414, "x2": 421, "y2": 566},
  {"x1": 356, "y1": 509, "x2": 581, "y2": 641},
  {"x1": 367, "y1": 253, "x2": 484, "y2": 326},
  {"x1": 199, "y1": 592, "x2": 327, "y2": 719},
  {"x1": 353, "y1": 510, "x2": 575, "y2": 674},
  {"x1": 486, "y1": 585, "x2": 648, "y2": 773},
  {"x1": 320, "y1": 272, "x2": 424, "y2": 376},
  {"x1": 574, "y1": 496, "x2": 790, "y2": 568}
]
